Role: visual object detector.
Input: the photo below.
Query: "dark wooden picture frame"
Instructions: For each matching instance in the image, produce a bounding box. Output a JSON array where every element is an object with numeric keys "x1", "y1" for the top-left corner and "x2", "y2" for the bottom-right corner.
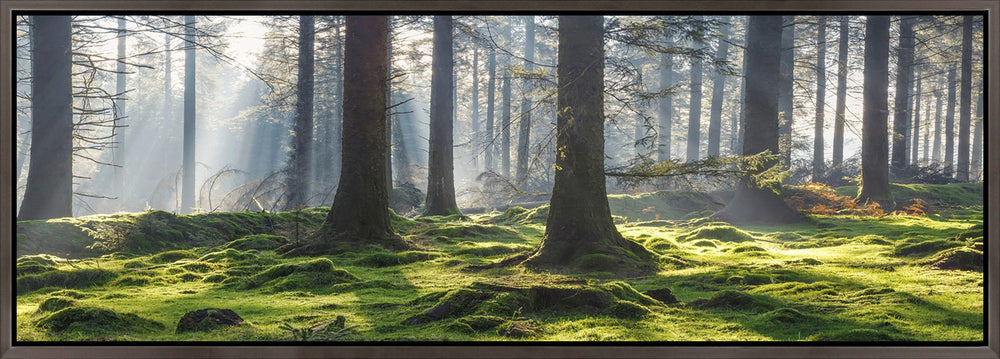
[{"x1": 2, "y1": 1, "x2": 997, "y2": 358}]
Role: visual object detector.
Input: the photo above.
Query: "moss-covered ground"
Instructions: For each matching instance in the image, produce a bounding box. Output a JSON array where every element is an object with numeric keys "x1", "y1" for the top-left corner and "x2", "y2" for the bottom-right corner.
[{"x1": 15, "y1": 183, "x2": 983, "y2": 342}]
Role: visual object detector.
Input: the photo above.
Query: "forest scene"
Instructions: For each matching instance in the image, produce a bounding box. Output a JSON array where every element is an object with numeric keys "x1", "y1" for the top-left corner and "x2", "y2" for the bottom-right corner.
[{"x1": 13, "y1": 14, "x2": 985, "y2": 342}]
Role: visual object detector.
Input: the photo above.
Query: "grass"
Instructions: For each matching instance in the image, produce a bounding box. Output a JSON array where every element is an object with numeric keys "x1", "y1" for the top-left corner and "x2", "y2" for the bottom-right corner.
[{"x1": 14, "y1": 183, "x2": 983, "y2": 342}]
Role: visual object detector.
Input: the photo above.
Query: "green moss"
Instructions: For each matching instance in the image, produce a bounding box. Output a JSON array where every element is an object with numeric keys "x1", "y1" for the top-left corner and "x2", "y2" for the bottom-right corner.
[
  {"x1": 354, "y1": 251, "x2": 442, "y2": 267},
  {"x1": 37, "y1": 296, "x2": 76, "y2": 313},
  {"x1": 728, "y1": 245, "x2": 767, "y2": 253},
  {"x1": 446, "y1": 315, "x2": 507, "y2": 333},
  {"x1": 244, "y1": 258, "x2": 357, "y2": 292},
  {"x1": 677, "y1": 225, "x2": 755, "y2": 243},
  {"x1": 643, "y1": 238, "x2": 678, "y2": 252},
  {"x1": 37, "y1": 307, "x2": 164, "y2": 334},
  {"x1": 851, "y1": 235, "x2": 891, "y2": 245},
  {"x1": 45, "y1": 289, "x2": 90, "y2": 299},
  {"x1": 808, "y1": 328, "x2": 903, "y2": 341},
  {"x1": 224, "y1": 234, "x2": 289, "y2": 251},
  {"x1": 110, "y1": 275, "x2": 152, "y2": 287},
  {"x1": 690, "y1": 290, "x2": 777, "y2": 312},
  {"x1": 199, "y1": 248, "x2": 260, "y2": 263},
  {"x1": 150, "y1": 250, "x2": 198, "y2": 263},
  {"x1": 202, "y1": 274, "x2": 229, "y2": 283},
  {"x1": 761, "y1": 308, "x2": 806, "y2": 324},
  {"x1": 922, "y1": 247, "x2": 983, "y2": 271},
  {"x1": 454, "y1": 245, "x2": 529, "y2": 257},
  {"x1": 17, "y1": 268, "x2": 117, "y2": 294},
  {"x1": 892, "y1": 239, "x2": 963, "y2": 257},
  {"x1": 604, "y1": 300, "x2": 651, "y2": 318},
  {"x1": 689, "y1": 239, "x2": 718, "y2": 248},
  {"x1": 783, "y1": 258, "x2": 823, "y2": 266},
  {"x1": 572, "y1": 254, "x2": 619, "y2": 271}
]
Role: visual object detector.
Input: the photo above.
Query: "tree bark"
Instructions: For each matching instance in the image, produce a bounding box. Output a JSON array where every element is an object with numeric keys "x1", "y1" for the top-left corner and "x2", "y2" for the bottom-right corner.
[
  {"x1": 294, "y1": 16, "x2": 405, "y2": 254},
  {"x1": 911, "y1": 68, "x2": 921, "y2": 165},
  {"x1": 486, "y1": 48, "x2": 496, "y2": 172},
  {"x1": 707, "y1": 16, "x2": 731, "y2": 157},
  {"x1": 471, "y1": 46, "x2": 480, "y2": 172},
  {"x1": 812, "y1": 16, "x2": 827, "y2": 181},
  {"x1": 832, "y1": 16, "x2": 849, "y2": 166},
  {"x1": 285, "y1": 15, "x2": 315, "y2": 210},
  {"x1": 955, "y1": 15, "x2": 973, "y2": 182},
  {"x1": 944, "y1": 66, "x2": 956, "y2": 177},
  {"x1": 686, "y1": 16, "x2": 705, "y2": 162},
  {"x1": 856, "y1": 16, "x2": 894, "y2": 207},
  {"x1": 778, "y1": 16, "x2": 794, "y2": 169},
  {"x1": 501, "y1": 22, "x2": 512, "y2": 177},
  {"x1": 521, "y1": 15, "x2": 654, "y2": 275},
  {"x1": 713, "y1": 15, "x2": 803, "y2": 225},
  {"x1": 19, "y1": 15, "x2": 73, "y2": 220},
  {"x1": 971, "y1": 82, "x2": 983, "y2": 180},
  {"x1": 516, "y1": 15, "x2": 535, "y2": 183},
  {"x1": 932, "y1": 85, "x2": 942, "y2": 164},
  {"x1": 657, "y1": 29, "x2": 674, "y2": 162},
  {"x1": 181, "y1": 15, "x2": 196, "y2": 213},
  {"x1": 891, "y1": 16, "x2": 914, "y2": 172},
  {"x1": 424, "y1": 16, "x2": 462, "y2": 216},
  {"x1": 114, "y1": 17, "x2": 126, "y2": 206}
]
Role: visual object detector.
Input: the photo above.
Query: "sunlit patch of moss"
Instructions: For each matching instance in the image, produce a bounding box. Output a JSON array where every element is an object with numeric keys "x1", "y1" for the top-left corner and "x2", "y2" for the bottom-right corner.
[
  {"x1": 36, "y1": 296, "x2": 76, "y2": 313},
  {"x1": 17, "y1": 268, "x2": 118, "y2": 295},
  {"x1": 689, "y1": 290, "x2": 778, "y2": 312},
  {"x1": 353, "y1": 251, "x2": 442, "y2": 267},
  {"x1": 922, "y1": 247, "x2": 983, "y2": 271},
  {"x1": 677, "y1": 225, "x2": 755, "y2": 243},
  {"x1": 454, "y1": 244, "x2": 530, "y2": 257},
  {"x1": 37, "y1": 306, "x2": 165, "y2": 336},
  {"x1": 807, "y1": 328, "x2": 905, "y2": 341},
  {"x1": 243, "y1": 258, "x2": 357, "y2": 292},
  {"x1": 150, "y1": 250, "x2": 199, "y2": 263},
  {"x1": 892, "y1": 239, "x2": 964, "y2": 257},
  {"x1": 224, "y1": 234, "x2": 289, "y2": 251}
]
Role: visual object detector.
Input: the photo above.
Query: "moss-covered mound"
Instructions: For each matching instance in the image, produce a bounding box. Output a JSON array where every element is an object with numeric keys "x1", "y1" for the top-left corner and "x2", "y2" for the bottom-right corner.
[
  {"x1": 353, "y1": 251, "x2": 442, "y2": 267},
  {"x1": 225, "y1": 234, "x2": 289, "y2": 251},
  {"x1": 923, "y1": 247, "x2": 983, "y2": 271},
  {"x1": 892, "y1": 239, "x2": 964, "y2": 257},
  {"x1": 37, "y1": 306, "x2": 164, "y2": 335},
  {"x1": 17, "y1": 209, "x2": 331, "y2": 259},
  {"x1": 405, "y1": 280, "x2": 659, "y2": 326},
  {"x1": 17, "y1": 268, "x2": 118, "y2": 295},
  {"x1": 243, "y1": 258, "x2": 358, "y2": 292},
  {"x1": 676, "y1": 225, "x2": 755, "y2": 243},
  {"x1": 689, "y1": 290, "x2": 777, "y2": 312}
]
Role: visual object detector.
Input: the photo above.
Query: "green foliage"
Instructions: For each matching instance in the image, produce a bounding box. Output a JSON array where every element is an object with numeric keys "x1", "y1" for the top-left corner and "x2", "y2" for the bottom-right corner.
[{"x1": 677, "y1": 225, "x2": 755, "y2": 243}]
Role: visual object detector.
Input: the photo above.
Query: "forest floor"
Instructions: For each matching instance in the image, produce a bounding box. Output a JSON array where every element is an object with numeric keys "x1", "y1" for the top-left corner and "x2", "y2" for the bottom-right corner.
[{"x1": 14, "y1": 183, "x2": 984, "y2": 342}]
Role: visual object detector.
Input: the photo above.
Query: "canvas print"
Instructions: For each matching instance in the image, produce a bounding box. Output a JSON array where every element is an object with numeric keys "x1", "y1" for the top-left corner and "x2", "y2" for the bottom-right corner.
[{"x1": 13, "y1": 14, "x2": 985, "y2": 342}]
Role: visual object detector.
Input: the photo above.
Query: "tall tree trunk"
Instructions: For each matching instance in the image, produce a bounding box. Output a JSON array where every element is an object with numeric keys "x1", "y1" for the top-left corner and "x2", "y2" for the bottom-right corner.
[
  {"x1": 970, "y1": 82, "x2": 983, "y2": 180},
  {"x1": 633, "y1": 61, "x2": 646, "y2": 157},
  {"x1": 501, "y1": 23, "x2": 512, "y2": 177},
  {"x1": 891, "y1": 16, "x2": 914, "y2": 172},
  {"x1": 932, "y1": 86, "x2": 942, "y2": 164},
  {"x1": 707, "y1": 16, "x2": 731, "y2": 157},
  {"x1": 292, "y1": 15, "x2": 405, "y2": 254},
  {"x1": 114, "y1": 17, "x2": 126, "y2": 206},
  {"x1": 485, "y1": 48, "x2": 496, "y2": 172},
  {"x1": 521, "y1": 15, "x2": 654, "y2": 275},
  {"x1": 181, "y1": 15, "x2": 196, "y2": 214},
  {"x1": 332, "y1": 19, "x2": 344, "y2": 184},
  {"x1": 778, "y1": 16, "x2": 794, "y2": 169},
  {"x1": 423, "y1": 16, "x2": 461, "y2": 216},
  {"x1": 285, "y1": 15, "x2": 315, "y2": 210},
  {"x1": 911, "y1": 68, "x2": 921, "y2": 165},
  {"x1": 812, "y1": 16, "x2": 827, "y2": 181},
  {"x1": 923, "y1": 94, "x2": 931, "y2": 164},
  {"x1": 735, "y1": 20, "x2": 749, "y2": 155},
  {"x1": 832, "y1": 16, "x2": 849, "y2": 166},
  {"x1": 686, "y1": 16, "x2": 705, "y2": 162},
  {"x1": 19, "y1": 15, "x2": 73, "y2": 220},
  {"x1": 15, "y1": 17, "x2": 34, "y2": 186},
  {"x1": 657, "y1": 31, "x2": 674, "y2": 162},
  {"x1": 516, "y1": 15, "x2": 535, "y2": 183},
  {"x1": 944, "y1": 66, "x2": 956, "y2": 177},
  {"x1": 856, "y1": 16, "x2": 893, "y2": 207},
  {"x1": 471, "y1": 46, "x2": 480, "y2": 172},
  {"x1": 955, "y1": 15, "x2": 973, "y2": 182},
  {"x1": 391, "y1": 92, "x2": 411, "y2": 184},
  {"x1": 386, "y1": 28, "x2": 393, "y2": 190},
  {"x1": 713, "y1": 15, "x2": 803, "y2": 224}
]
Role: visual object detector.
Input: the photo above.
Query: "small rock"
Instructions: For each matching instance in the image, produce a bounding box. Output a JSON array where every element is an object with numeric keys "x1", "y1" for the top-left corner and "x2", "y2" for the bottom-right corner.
[{"x1": 176, "y1": 308, "x2": 244, "y2": 333}]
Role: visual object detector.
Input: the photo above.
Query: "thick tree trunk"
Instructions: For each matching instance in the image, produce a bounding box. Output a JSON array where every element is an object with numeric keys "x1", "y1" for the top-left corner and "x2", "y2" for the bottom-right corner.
[
  {"x1": 516, "y1": 16, "x2": 535, "y2": 183},
  {"x1": 856, "y1": 16, "x2": 894, "y2": 207},
  {"x1": 812, "y1": 16, "x2": 827, "y2": 181},
  {"x1": 911, "y1": 68, "x2": 921, "y2": 165},
  {"x1": 707, "y1": 17, "x2": 731, "y2": 157},
  {"x1": 686, "y1": 16, "x2": 705, "y2": 162},
  {"x1": 293, "y1": 16, "x2": 405, "y2": 254},
  {"x1": 634, "y1": 62, "x2": 646, "y2": 157},
  {"x1": 777, "y1": 16, "x2": 794, "y2": 169},
  {"x1": 955, "y1": 15, "x2": 973, "y2": 182},
  {"x1": 521, "y1": 15, "x2": 654, "y2": 275},
  {"x1": 944, "y1": 66, "x2": 956, "y2": 177},
  {"x1": 657, "y1": 33, "x2": 674, "y2": 162},
  {"x1": 424, "y1": 16, "x2": 462, "y2": 216},
  {"x1": 181, "y1": 16, "x2": 197, "y2": 214},
  {"x1": 486, "y1": 48, "x2": 496, "y2": 172},
  {"x1": 891, "y1": 16, "x2": 914, "y2": 172},
  {"x1": 832, "y1": 16, "x2": 849, "y2": 166},
  {"x1": 19, "y1": 15, "x2": 73, "y2": 220},
  {"x1": 713, "y1": 15, "x2": 803, "y2": 225},
  {"x1": 285, "y1": 15, "x2": 315, "y2": 210},
  {"x1": 391, "y1": 92, "x2": 411, "y2": 184},
  {"x1": 735, "y1": 21, "x2": 749, "y2": 155},
  {"x1": 923, "y1": 95, "x2": 931, "y2": 164}
]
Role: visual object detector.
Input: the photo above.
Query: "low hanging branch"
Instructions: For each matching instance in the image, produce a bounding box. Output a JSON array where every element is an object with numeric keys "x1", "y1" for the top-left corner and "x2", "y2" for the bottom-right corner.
[{"x1": 605, "y1": 151, "x2": 788, "y2": 193}]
